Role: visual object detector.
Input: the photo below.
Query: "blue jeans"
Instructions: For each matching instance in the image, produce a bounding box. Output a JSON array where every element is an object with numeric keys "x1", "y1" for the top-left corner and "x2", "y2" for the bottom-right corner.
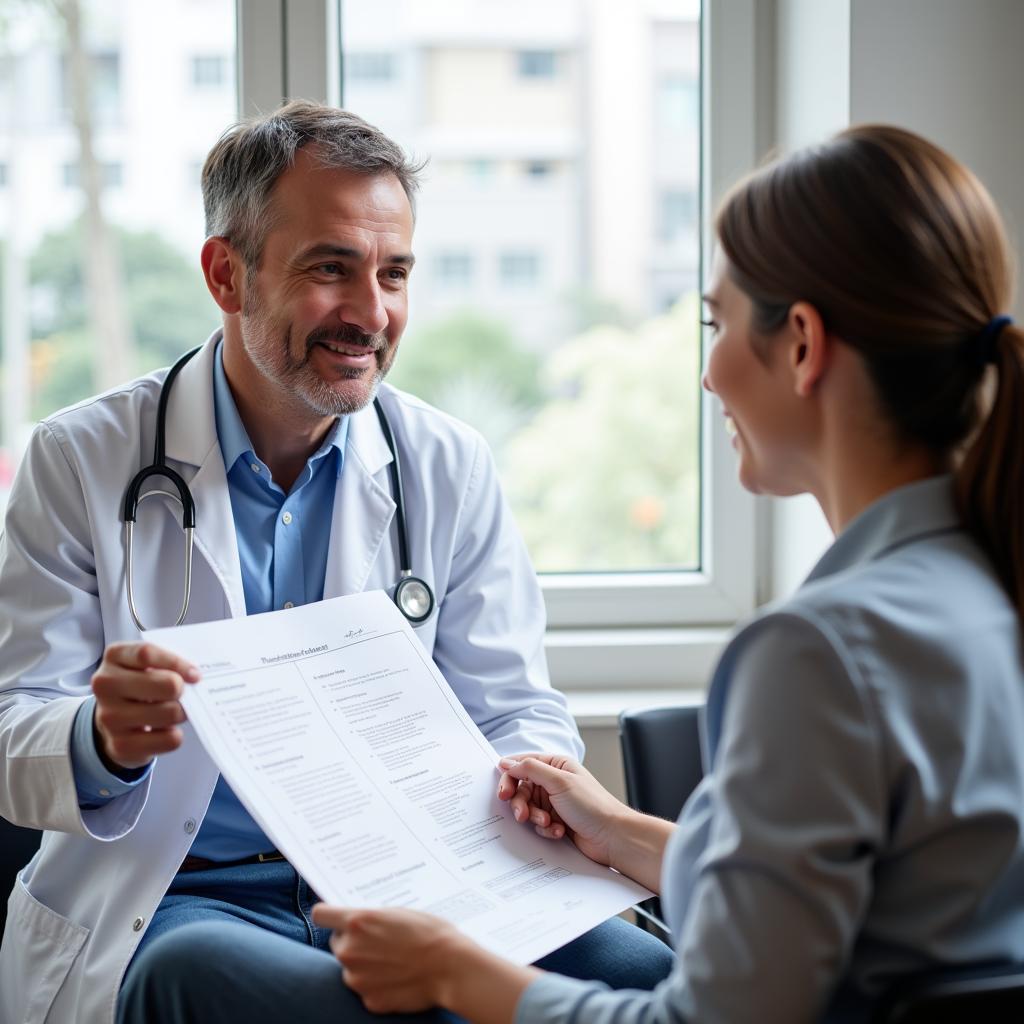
[{"x1": 117, "y1": 861, "x2": 674, "y2": 1023}]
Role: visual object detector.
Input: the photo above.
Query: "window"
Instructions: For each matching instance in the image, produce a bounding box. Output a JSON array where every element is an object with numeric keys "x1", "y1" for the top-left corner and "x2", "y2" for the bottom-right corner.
[
  {"x1": 435, "y1": 251, "x2": 474, "y2": 287},
  {"x1": 59, "y1": 51, "x2": 121, "y2": 125},
  {"x1": 62, "y1": 161, "x2": 123, "y2": 189},
  {"x1": 499, "y1": 251, "x2": 539, "y2": 288},
  {"x1": 659, "y1": 189, "x2": 698, "y2": 243},
  {"x1": 517, "y1": 50, "x2": 558, "y2": 79},
  {"x1": 191, "y1": 55, "x2": 228, "y2": 88},
  {"x1": 2, "y1": 0, "x2": 759, "y2": 693},
  {"x1": 340, "y1": 0, "x2": 706, "y2": 590},
  {"x1": 1, "y1": 0, "x2": 234, "y2": 516},
  {"x1": 346, "y1": 52, "x2": 395, "y2": 82},
  {"x1": 657, "y1": 75, "x2": 699, "y2": 135},
  {"x1": 467, "y1": 159, "x2": 495, "y2": 181}
]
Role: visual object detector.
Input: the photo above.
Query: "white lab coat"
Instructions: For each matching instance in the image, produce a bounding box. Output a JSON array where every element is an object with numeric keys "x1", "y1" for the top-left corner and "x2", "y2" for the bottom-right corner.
[{"x1": 0, "y1": 335, "x2": 582, "y2": 1024}]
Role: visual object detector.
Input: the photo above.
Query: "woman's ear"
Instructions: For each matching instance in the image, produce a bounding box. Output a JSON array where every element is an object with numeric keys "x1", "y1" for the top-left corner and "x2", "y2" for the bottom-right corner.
[
  {"x1": 201, "y1": 237, "x2": 245, "y2": 315},
  {"x1": 786, "y1": 301, "x2": 830, "y2": 398}
]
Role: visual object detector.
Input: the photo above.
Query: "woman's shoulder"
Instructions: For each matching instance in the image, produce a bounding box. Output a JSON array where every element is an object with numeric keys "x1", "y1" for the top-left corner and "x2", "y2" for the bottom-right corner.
[{"x1": 782, "y1": 528, "x2": 1011, "y2": 647}]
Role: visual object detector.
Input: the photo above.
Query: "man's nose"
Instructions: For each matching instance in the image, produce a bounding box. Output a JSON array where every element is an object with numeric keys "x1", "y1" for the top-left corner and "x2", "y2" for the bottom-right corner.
[
  {"x1": 339, "y1": 277, "x2": 389, "y2": 336},
  {"x1": 701, "y1": 369, "x2": 714, "y2": 393}
]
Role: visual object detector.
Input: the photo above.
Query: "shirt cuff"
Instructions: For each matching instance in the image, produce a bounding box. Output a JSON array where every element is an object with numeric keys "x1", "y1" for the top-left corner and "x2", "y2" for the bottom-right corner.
[
  {"x1": 70, "y1": 696, "x2": 152, "y2": 808},
  {"x1": 515, "y1": 973, "x2": 606, "y2": 1024}
]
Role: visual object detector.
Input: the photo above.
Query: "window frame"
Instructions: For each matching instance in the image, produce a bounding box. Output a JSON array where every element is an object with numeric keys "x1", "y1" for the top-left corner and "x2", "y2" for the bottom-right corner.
[{"x1": 236, "y1": 0, "x2": 764, "y2": 689}]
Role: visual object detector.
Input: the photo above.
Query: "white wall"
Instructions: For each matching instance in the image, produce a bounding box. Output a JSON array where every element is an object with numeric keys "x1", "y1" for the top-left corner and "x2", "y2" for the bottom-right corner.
[
  {"x1": 849, "y1": 0, "x2": 1024, "y2": 319},
  {"x1": 764, "y1": 0, "x2": 1024, "y2": 604}
]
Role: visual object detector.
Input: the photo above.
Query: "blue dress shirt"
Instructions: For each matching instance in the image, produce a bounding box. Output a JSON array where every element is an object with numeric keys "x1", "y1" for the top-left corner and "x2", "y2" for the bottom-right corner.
[{"x1": 71, "y1": 343, "x2": 348, "y2": 861}]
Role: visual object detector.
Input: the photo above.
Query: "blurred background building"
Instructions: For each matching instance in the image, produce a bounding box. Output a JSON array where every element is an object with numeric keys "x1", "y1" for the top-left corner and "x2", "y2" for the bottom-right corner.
[{"x1": 0, "y1": 0, "x2": 701, "y2": 573}]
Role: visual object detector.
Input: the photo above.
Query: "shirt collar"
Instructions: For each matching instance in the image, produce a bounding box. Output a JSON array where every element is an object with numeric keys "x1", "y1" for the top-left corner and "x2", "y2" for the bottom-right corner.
[
  {"x1": 212, "y1": 341, "x2": 349, "y2": 478},
  {"x1": 804, "y1": 474, "x2": 961, "y2": 585}
]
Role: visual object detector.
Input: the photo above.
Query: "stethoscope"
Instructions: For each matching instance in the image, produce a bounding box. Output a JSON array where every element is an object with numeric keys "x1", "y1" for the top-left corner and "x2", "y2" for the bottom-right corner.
[{"x1": 122, "y1": 345, "x2": 436, "y2": 631}]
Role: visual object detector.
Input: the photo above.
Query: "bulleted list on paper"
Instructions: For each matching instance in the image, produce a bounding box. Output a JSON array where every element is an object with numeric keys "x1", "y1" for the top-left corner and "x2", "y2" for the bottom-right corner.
[{"x1": 148, "y1": 591, "x2": 651, "y2": 964}]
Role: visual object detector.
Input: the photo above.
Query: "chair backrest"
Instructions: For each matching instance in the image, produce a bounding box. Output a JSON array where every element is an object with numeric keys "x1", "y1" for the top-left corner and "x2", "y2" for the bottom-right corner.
[
  {"x1": 874, "y1": 962, "x2": 1024, "y2": 1022},
  {"x1": 618, "y1": 704, "x2": 704, "y2": 822},
  {"x1": 0, "y1": 818, "x2": 42, "y2": 937}
]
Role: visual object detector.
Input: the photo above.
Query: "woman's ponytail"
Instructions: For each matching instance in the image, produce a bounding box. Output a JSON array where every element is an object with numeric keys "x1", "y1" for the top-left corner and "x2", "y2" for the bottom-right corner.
[{"x1": 956, "y1": 323, "x2": 1024, "y2": 616}]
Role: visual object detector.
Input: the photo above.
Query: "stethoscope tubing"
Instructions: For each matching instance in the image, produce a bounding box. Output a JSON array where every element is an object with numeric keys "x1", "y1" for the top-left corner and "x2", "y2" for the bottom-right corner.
[{"x1": 122, "y1": 345, "x2": 434, "y2": 630}]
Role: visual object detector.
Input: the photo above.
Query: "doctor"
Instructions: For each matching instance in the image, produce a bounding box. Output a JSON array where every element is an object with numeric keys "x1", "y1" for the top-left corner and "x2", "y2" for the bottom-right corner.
[{"x1": 0, "y1": 102, "x2": 672, "y2": 1024}]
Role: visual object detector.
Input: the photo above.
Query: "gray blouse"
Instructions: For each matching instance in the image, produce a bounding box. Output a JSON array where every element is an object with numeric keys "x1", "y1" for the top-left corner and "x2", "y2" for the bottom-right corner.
[{"x1": 517, "y1": 475, "x2": 1024, "y2": 1024}]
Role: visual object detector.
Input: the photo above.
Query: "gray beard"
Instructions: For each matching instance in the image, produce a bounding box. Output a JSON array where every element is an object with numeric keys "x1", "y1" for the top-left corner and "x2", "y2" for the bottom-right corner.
[{"x1": 241, "y1": 290, "x2": 390, "y2": 417}]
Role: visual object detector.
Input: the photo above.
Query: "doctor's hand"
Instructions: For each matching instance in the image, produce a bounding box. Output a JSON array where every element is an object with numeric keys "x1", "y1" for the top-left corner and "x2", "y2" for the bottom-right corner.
[
  {"x1": 91, "y1": 642, "x2": 200, "y2": 772},
  {"x1": 496, "y1": 754, "x2": 628, "y2": 869}
]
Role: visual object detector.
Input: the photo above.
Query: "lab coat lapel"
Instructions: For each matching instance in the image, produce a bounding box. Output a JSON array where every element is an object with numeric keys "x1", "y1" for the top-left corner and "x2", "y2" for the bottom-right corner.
[
  {"x1": 160, "y1": 331, "x2": 246, "y2": 618},
  {"x1": 323, "y1": 400, "x2": 395, "y2": 599}
]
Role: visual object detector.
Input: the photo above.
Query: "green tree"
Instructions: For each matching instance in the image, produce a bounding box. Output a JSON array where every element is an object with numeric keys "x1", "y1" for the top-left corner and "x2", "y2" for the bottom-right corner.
[
  {"x1": 29, "y1": 221, "x2": 216, "y2": 418},
  {"x1": 503, "y1": 296, "x2": 702, "y2": 572},
  {"x1": 388, "y1": 309, "x2": 543, "y2": 455}
]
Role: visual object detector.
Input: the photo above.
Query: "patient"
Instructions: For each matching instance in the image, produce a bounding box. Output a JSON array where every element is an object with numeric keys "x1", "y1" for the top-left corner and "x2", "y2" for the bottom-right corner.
[{"x1": 313, "y1": 124, "x2": 1024, "y2": 1023}]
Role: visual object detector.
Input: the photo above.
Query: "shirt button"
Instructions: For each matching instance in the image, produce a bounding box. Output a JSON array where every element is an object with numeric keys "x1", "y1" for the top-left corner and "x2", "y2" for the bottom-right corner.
[
  {"x1": 283, "y1": 601, "x2": 295, "y2": 610},
  {"x1": 98, "y1": 788, "x2": 110, "y2": 797},
  {"x1": 132, "y1": 917, "x2": 145, "y2": 932},
  {"x1": 184, "y1": 818, "x2": 196, "y2": 835},
  {"x1": 282, "y1": 511, "x2": 293, "y2": 525},
  {"x1": 250, "y1": 462, "x2": 260, "y2": 473}
]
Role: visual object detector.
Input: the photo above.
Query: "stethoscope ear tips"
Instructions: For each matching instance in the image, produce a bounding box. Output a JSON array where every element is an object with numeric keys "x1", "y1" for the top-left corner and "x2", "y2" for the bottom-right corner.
[{"x1": 395, "y1": 575, "x2": 434, "y2": 624}]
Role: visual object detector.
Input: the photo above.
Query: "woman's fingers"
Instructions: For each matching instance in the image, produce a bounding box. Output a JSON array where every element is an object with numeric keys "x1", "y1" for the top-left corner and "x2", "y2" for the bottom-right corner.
[
  {"x1": 534, "y1": 821, "x2": 566, "y2": 840},
  {"x1": 498, "y1": 755, "x2": 575, "y2": 794}
]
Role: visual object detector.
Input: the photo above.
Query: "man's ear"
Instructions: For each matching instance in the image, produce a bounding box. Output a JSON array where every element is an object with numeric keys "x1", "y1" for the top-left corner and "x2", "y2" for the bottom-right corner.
[
  {"x1": 201, "y1": 237, "x2": 245, "y2": 315},
  {"x1": 786, "y1": 301, "x2": 830, "y2": 398}
]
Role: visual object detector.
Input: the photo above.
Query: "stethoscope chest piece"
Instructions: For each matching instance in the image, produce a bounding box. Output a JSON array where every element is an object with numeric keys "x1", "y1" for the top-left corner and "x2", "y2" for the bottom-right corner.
[{"x1": 395, "y1": 573, "x2": 434, "y2": 624}]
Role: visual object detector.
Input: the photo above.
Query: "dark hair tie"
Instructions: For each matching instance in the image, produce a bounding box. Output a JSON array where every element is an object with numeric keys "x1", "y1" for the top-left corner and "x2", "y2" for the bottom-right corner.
[{"x1": 977, "y1": 315, "x2": 1013, "y2": 364}]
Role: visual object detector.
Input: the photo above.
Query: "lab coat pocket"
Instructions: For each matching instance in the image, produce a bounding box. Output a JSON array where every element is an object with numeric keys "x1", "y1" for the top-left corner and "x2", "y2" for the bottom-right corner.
[{"x1": 0, "y1": 871, "x2": 89, "y2": 1024}]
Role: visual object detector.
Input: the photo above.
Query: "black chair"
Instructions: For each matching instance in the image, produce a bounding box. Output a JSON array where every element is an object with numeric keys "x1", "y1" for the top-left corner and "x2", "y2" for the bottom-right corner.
[
  {"x1": 872, "y1": 962, "x2": 1024, "y2": 1022},
  {"x1": 619, "y1": 704, "x2": 704, "y2": 823},
  {"x1": 618, "y1": 704, "x2": 705, "y2": 942},
  {"x1": 0, "y1": 817, "x2": 43, "y2": 937}
]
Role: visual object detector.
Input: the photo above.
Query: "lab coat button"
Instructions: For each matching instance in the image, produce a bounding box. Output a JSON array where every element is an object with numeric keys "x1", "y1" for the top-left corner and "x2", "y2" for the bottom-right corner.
[
  {"x1": 184, "y1": 818, "x2": 196, "y2": 834},
  {"x1": 132, "y1": 917, "x2": 145, "y2": 932},
  {"x1": 283, "y1": 601, "x2": 295, "y2": 609},
  {"x1": 98, "y1": 788, "x2": 110, "y2": 797},
  {"x1": 250, "y1": 462, "x2": 260, "y2": 473},
  {"x1": 282, "y1": 511, "x2": 293, "y2": 525}
]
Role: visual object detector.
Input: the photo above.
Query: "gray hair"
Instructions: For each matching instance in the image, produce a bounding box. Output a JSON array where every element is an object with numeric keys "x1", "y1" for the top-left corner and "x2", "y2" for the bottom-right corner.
[{"x1": 202, "y1": 100, "x2": 424, "y2": 267}]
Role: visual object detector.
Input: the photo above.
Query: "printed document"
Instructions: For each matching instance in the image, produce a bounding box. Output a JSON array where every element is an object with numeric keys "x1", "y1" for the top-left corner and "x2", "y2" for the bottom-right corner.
[{"x1": 148, "y1": 592, "x2": 651, "y2": 963}]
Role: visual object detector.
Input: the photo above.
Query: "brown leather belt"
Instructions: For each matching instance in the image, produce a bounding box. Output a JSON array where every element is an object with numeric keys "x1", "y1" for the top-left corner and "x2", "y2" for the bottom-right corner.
[{"x1": 178, "y1": 850, "x2": 286, "y2": 873}]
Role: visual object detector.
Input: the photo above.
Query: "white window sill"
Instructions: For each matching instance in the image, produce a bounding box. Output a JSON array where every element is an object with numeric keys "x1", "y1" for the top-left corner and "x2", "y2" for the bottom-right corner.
[{"x1": 545, "y1": 625, "x2": 729, "y2": 727}]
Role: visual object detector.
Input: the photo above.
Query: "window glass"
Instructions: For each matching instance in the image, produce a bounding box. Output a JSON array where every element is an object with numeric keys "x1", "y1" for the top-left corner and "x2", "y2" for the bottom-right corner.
[
  {"x1": 340, "y1": 0, "x2": 702, "y2": 573},
  {"x1": 0, "y1": 0, "x2": 236, "y2": 508},
  {"x1": 346, "y1": 52, "x2": 396, "y2": 82},
  {"x1": 517, "y1": 50, "x2": 558, "y2": 79},
  {"x1": 190, "y1": 54, "x2": 229, "y2": 88}
]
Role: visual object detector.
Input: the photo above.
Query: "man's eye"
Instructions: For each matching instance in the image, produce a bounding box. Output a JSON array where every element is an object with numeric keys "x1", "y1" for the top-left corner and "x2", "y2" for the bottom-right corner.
[
  {"x1": 700, "y1": 317, "x2": 719, "y2": 335},
  {"x1": 385, "y1": 268, "x2": 408, "y2": 281},
  {"x1": 318, "y1": 263, "x2": 343, "y2": 275}
]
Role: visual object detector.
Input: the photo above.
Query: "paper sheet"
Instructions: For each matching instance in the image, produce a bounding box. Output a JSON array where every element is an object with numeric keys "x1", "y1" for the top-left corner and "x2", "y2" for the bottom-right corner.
[{"x1": 148, "y1": 591, "x2": 652, "y2": 964}]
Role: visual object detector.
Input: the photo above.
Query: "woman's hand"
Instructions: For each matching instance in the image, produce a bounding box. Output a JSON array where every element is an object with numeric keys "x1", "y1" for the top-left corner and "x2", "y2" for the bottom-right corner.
[
  {"x1": 311, "y1": 904, "x2": 537, "y2": 1023},
  {"x1": 496, "y1": 753, "x2": 629, "y2": 868}
]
